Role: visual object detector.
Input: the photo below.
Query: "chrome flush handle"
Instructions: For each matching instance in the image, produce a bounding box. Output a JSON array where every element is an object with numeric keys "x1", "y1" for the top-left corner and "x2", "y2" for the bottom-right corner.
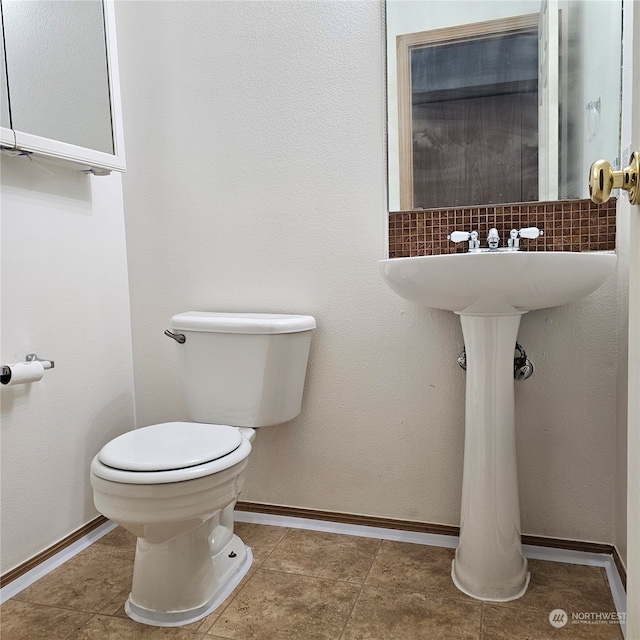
[{"x1": 164, "y1": 330, "x2": 186, "y2": 344}]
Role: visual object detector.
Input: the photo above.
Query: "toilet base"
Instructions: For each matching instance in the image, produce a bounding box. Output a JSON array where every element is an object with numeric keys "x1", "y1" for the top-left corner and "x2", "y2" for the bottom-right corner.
[{"x1": 125, "y1": 536, "x2": 253, "y2": 627}]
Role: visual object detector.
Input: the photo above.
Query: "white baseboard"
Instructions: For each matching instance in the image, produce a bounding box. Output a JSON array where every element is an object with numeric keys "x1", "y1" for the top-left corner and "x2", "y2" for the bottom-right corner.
[{"x1": 235, "y1": 509, "x2": 460, "y2": 548}]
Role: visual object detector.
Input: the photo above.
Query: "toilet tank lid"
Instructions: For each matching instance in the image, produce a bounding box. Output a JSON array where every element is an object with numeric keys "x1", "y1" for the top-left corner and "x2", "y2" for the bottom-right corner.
[{"x1": 170, "y1": 312, "x2": 316, "y2": 334}]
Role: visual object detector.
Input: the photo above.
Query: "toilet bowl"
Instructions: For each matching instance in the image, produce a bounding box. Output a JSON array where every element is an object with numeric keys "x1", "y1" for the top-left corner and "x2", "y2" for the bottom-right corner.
[
  {"x1": 91, "y1": 423, "x2": 255, "y2": 626},
  {"x1": 90, "y1": 312, "x2": 315, "y2": 627}
]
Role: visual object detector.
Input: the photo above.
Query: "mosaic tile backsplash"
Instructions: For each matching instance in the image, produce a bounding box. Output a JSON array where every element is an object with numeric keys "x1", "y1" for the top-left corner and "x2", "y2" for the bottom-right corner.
[{"x1": 388, "y1": 198, "x2": 617, "y2": 258}]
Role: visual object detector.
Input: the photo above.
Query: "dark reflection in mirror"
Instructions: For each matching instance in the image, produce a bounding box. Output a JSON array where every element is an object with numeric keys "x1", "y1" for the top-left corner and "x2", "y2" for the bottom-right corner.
[{"x1": 410, "y1": 31, "x2": 539, "y2": 209}]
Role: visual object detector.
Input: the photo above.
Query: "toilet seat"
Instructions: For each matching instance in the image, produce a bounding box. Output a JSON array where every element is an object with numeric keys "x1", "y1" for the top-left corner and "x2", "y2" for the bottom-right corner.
[
  {"x1": 99, "y1": 422, "x2": 242, "y2": 471},
  {"x1": 91, "y1": 422, "x2": 252, "y2": 484}
]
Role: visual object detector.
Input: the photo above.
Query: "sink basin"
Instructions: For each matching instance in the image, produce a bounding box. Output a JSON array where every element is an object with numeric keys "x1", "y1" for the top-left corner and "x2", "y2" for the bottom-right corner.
[{"x1": 379, "y1": 251, "x2": 617, "y2": 315}]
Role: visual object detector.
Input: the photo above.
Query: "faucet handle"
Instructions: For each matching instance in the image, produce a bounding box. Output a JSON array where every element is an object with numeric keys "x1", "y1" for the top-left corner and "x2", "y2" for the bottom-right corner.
[
  {"x1": 508, "y1": 227, "x2": 544, "y2": 249},
  {"x1": 519, "y1": 227, "x2": 543, "y2": 239},
  {"x1": 447, "y1": 230, "x2": 479, "y2": 251},
  {"x1": 447, "y1": 231, "x2": 471, "y2": 242}
]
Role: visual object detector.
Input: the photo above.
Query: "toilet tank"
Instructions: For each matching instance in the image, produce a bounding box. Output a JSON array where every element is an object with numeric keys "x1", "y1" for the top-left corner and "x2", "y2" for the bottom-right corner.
[{"x1": 169, "y1": 312, "x2": 316, "y2": 427}]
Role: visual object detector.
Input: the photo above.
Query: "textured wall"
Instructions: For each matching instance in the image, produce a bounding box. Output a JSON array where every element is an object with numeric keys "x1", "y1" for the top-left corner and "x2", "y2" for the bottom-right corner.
[
  {"x1": 115, "y1": 0, "x2": 624, "y2": 544},
  {"x1": 0, "y1": 158, "x2": 135, "y2": 573}
]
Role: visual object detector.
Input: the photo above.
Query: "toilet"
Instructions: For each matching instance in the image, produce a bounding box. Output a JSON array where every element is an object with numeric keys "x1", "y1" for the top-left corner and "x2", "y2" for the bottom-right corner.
[{"x1": 90, "y1": 312, "x2": 315, "y2": 627}]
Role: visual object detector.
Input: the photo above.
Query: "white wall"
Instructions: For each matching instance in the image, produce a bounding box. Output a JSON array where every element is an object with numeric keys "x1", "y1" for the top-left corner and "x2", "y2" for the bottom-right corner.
[
  {"x1": 0, "y1": 158, "x2": 135, "y2": 574},
  {"x1": 115, "y1": 0, "x2": 624, "y2": 545}
]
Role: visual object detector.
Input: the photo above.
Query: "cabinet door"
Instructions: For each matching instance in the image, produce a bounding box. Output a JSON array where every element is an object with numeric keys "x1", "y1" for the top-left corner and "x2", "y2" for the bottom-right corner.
[
  {"x1": 0, "y1": 3, "x2": 15, "y2": 147},
  {"x1": 2, "y1": 0, "x2": 125, "y2": 172}
]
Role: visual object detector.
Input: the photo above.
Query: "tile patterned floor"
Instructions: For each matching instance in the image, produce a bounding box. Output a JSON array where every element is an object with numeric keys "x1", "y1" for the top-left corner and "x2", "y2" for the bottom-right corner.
[{"x1": 1, "y1": 522, "x2": 623, "y2": 639}]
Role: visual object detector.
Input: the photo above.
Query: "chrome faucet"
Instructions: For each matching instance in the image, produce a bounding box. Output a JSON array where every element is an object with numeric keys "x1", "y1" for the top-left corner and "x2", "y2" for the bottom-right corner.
[
  {"x1": 447, "y1": 226, "x2": 543, "y2": 252},
  {"x1": 487, "y1": 228, "x2": 500, "y2": 250}
]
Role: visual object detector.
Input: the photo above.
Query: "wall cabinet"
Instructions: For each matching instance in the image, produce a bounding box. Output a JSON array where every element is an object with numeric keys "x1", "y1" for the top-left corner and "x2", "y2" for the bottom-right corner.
[{"x1": 0, "y1": 0, "x2": 125, "y2": 174}]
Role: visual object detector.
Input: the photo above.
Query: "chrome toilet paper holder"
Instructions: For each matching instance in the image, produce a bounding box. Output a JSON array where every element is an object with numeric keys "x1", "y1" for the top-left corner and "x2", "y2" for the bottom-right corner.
[
  {"x1": 24, "y1": 353, "x2": 55, "y2": 369},
  {"x1": 1, "y1": 353, "x2": 55, "y2": 380}
]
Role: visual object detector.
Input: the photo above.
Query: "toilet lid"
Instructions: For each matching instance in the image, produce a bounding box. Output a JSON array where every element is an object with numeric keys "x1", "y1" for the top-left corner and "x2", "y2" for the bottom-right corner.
[{"x1": 98, "y1": 422, "x2": 242, "y2": 472}]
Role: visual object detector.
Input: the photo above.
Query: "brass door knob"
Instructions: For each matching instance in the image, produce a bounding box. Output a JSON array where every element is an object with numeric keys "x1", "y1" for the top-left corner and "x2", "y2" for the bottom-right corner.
[{"x1": 589, "y1": 151, "x2": 639, "y2": 205}]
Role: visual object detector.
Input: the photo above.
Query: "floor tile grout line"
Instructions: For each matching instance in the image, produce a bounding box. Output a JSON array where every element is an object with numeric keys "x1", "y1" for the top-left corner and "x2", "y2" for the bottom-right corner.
[
  {"x1": 336, "y1": 540, "x2": 382, "y2": 640},
  {"x1": 481, "y1": 599, "x2": 623, "y2": 617},
  {"x1": 196, "y1": 566, "x2": 260, "y2": 634},
  {"x1": 63, "y1": 611, "x2": 103, "y2": 640},
  {"x1": 342, "y1": 578, "x2": 483, "y2": 607},
  {"x1": 204, "y1": 632, "x2": 242, "y2": 640},
  {"x1": 255, "y1": 565, "x2": 372, "y2": 587},
  {"x1": 4, "y1": 597, "x2": 104, "y2": 615},
  {"x1": 197, "y1": 525, "x2": 292, "y2": 633},
  {"x1": 210, "y1": 523, "x2": 376, "y2": 633},
  {"x1": 9, "y1": 595, "x2": 124, "y2": 617},
  {"x1": 479, "y1": 601, "x2": 484, "y2": 640},
  {"x1": 254, "y1": 526, "x2": 292, "y2": 567},
  {"x1": 360, "y1": 536, "x2": 384, "y2": 589},
  {"x1": 201, "y1": 624, "x2": 236, "y2": 639},
  {"x1": 358, "y1": 537, "x2": 382, "y2": 583},
  {"x1": 256, "y1": 528, "x2": 384, "y2": 585},
  {"x1": 336, "y1": 582, "x2": 365, "y2": 640}
]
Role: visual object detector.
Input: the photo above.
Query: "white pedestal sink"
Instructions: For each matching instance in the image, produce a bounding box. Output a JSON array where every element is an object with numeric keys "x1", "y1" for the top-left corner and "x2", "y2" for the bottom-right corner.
[{"x1": 379, "y1": 251, "x2": 616, "y2": 601}]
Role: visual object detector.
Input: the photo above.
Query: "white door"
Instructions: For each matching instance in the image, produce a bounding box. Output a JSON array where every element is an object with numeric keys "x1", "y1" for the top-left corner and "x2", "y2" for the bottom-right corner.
[
  {"x1": 627, "y1": 3, "x2": 640, "y2": 638},
  {"x1": 538, "y1": 0, "x2": 559, "y2": 201},
  {"x1": 622, "y1": 2, "x2": 640, "y2": 640}
]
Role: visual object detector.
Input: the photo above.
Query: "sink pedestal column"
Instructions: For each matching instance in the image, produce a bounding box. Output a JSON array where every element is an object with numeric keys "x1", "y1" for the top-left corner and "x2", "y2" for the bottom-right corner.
[{"x1": 451, "y1": 311, "x2": 530, "y2": 601}]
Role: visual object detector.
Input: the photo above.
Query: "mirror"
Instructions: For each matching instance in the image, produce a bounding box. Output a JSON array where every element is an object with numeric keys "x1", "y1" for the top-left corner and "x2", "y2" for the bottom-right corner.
[{"x1": 386, "y1": 0, "x2": 623, "y2": 211}]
